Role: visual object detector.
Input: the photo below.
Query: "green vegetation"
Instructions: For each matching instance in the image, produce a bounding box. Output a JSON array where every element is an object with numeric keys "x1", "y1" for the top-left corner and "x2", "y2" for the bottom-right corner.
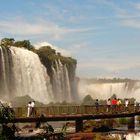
[
  {"x1": 0, "y1": 102, "x2": 15, "y2": 140},
  {"x1": 14, "y1": 40, "x2": 34, "y2": 51},
  {"x1": 118, "y1": 118, "x2": 129, "y2": 125},
  {"x1": 82, "y1": 94, "x2": 136, "y2": 105},
  {"x1": 0, "y1": 38, "x2": 15, "y2": 46},
  {"x1": 82, "y1": 95, "x2": 94, "y2": 105},
  {"x1": 0, "y1": 38, "x2": 34, "y2": 50},
  {"x1": 0, "y1": 104, "x2": 15, "y2": 121},
  {"x1": 10, "y1": 95, "x2": 46, "y2": 107},
  {"x1": 83, "y1": 77, "x2": 139, "y2": 84},
  {"x1": 0, "y1": 38, "x2": 77, "y2": 78},
  {"x1": 36, "y1": 45, "x2": 76, "y2": 78}
]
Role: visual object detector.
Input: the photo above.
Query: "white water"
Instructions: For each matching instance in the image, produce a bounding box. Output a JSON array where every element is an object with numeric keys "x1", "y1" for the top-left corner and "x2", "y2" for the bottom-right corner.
[
  {"x1": 9, "y1": 47, "x2": 53, "y2": 103},
  {"x1": 0, "y1": 46, "x2": 13, "y2": 99},
  {"x1": 0, "y1": 46, "x2": 78, "y2": 104},
  {"x1": 0, "y1": 47, "x2": 8, "y2": 96},
  {"x1": 126, "y1": 133, "x2": 140, "y2": 140},
  {"x1": 78, "y1": 79, "x2": 140, "y2": 101},
  {"x1": 111, "y1": 133, "x2": 140, "y2": 140},
  {"x1": 52, "y1": 60, "x2": 72, "y2": 102}
]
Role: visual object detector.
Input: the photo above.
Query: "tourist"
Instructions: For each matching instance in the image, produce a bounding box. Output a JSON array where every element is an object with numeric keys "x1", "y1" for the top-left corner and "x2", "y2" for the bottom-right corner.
[
  {"x1": 106, "y1": 98, "x2": 111, "y2": 112},
  {"x1": 111, "y1": 98, "x2": 117, "y2": 113},
  {"x1": 95, "y1": 99, "x2": 99, "y2": 113},
  {"x1": 117, "y1": 98, "x2": 122, "y2": 112},
  {"x1": 134, "y1": 100, "x2": 137, "y2": 111},
  {"x1": 30, "y1": 101, "x2": 36, "y2": 117},
  {"x1": 27, "y1": 101, "x2": 31, "y2": 117},
  {"x1": 125, "y1": 99, "x2": 129, "y2": 111}
]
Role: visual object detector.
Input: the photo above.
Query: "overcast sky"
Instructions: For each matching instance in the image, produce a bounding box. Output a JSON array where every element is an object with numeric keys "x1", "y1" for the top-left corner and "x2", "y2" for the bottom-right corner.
[{"x1": 0, "y1": 0, "x2": 140, "y2": 79}]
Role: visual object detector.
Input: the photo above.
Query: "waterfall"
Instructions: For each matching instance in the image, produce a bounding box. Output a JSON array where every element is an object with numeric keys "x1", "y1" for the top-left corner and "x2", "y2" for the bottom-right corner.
[
  {"x1": 0, "y1": 46, "x2": 14, "y2": 99},
  {"x1": 78, "y1": 79, "x2": 140, "y2": 101},
  {"x1": 0, "y1": 46, "x2": 53, "y2": 103},
  {"x1": 64, "y1": 64, "x2": 71, "y2": 101},
  {"x1": 0, "y1": 46, "x2": 79, "y2": 104},
  {"x1": 51, "y1": 60, "x2": 72, "y2": 102}
]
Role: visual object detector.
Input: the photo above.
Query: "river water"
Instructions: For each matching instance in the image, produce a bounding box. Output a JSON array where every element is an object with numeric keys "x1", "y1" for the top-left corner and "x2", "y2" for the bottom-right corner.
[{"x1": 14, "y1": 121, "x2": 140, "y2": 140}]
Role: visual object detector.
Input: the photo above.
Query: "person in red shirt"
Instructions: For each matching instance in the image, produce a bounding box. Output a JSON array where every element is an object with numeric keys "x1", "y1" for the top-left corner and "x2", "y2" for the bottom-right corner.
[{"x1": 111, "y1": 98, "x2": 117, "y2": 113}]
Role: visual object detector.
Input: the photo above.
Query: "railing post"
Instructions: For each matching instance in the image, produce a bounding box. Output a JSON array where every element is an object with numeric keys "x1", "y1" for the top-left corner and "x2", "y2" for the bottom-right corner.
[
  {"x1": 75, "y1": 118, "x2": 83, "y2": 132},
  {"x1": 128, "y1": 116, "x2": 135, "y2": 130}
]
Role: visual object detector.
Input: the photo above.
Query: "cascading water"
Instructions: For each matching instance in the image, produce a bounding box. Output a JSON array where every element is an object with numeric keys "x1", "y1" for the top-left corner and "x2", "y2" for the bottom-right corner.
[
  {"x1": 78, "y1": 79, "x2": 140, "y2": 101},
  {"x1": 0, "y1": 46, "x2": 79, "y2": 104},
  {"x1": 0, "y1": 46, "x2": 53, "y2": 103},
  {"x1": 0, "y1": 46, "x2": 14, "y2": 99},
  {"x1": 51, "y1": 60, "x2": 72, "y2": 102}
]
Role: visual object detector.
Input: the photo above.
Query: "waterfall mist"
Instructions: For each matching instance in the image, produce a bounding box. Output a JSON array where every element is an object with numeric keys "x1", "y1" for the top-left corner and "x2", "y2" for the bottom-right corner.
[{"x1": 78, "y1": 79, "x2": 140, "y2": 101}]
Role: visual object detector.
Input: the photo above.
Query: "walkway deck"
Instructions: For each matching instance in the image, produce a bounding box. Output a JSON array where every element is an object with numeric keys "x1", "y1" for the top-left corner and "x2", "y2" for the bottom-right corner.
[{"x1": 7, "y1": 111, "x2": 140, "y2": 123}]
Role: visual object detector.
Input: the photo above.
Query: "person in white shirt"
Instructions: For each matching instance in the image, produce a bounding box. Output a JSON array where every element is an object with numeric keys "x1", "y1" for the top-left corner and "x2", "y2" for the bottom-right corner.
[
  {"x1": 27, "y1": 101, "x2": 31, "y2": 117},
  {"x1": 30, "y1": 101, "x2": 36, "y2": 117},
  {"x1": 106, "y1": 98, "x2": 111, "y2": 112},
  {"x1": 125, "y1": 99, "x2": 129, "y2": 111}
]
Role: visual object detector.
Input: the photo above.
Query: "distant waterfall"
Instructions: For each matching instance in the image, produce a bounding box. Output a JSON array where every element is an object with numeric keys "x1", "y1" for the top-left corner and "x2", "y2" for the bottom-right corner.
[
  {"x1": 51, "y1": 60, "x2": 72, "y2": 102},
  {"x1": 78, "y1": 79, "x2": 140, "y2": 101},
  {"x1": 0, "y1": 46, "x2": 53, "y2": 103}
]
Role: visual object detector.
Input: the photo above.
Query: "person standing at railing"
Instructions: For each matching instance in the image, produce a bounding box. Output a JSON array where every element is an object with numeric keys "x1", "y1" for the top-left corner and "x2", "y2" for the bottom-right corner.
[
  {"x1": 111, "y1": 98, "x2": 117, "y2": 113},
  {"x1": 30, "y1": 101, "x2": 36, "y2": 117},
  {"x1": 117, "y1": 98, "x2": 122, "y2": 112},
  {"x1": 125, "y1": 99, "x2": 129, "y2": 112},
  {"x1": 27, "y1": 101, "x2": 31, "y2": 117},
  {"x1": 106, "y1": 98, "x2": 111, "y2": 112},
  {"x1": 134, "y1": 100, "x2": 137, "y2": 111},
  {"x1": 95, "y1": 99, "x2": 99, "y2": 113}
]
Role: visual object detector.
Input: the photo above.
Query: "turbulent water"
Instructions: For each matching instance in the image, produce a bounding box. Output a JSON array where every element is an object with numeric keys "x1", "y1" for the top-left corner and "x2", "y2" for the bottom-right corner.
[
  {"x1": 78, "y1": 79, "x2": 140, "y2": 101},
  {"x1": 0, "y1": 46, "x2": 78, "y2": 104}
]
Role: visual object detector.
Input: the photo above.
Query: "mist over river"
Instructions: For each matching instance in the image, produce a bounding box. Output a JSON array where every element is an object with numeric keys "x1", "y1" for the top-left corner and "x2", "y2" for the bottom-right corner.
[{"x1": 78, "y1": 79, "x2": 140, "y2": 101}]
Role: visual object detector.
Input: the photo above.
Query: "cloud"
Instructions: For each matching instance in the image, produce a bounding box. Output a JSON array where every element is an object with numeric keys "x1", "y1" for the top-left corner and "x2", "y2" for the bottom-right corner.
[
  {"x1": 34, "y1": 42, "x2": 71, "y2": 57},
  {"x1": 72, "y1": 43, "x2": 88, "y2": 49},
  {"x1": 133, "y1": 3, "x2": 140, "y2": 10},
  {"x1": 121, "y1": 19, "x2": 140, "y2": 28},
  {"x1": 97, "y1": 1, "x2": 140, "y2": 20},
  {"x1": 78, "y1": 60, "x2": 140, "y2": 72},
  {"x1": 0, "y1": 18, "x2": 95, "y2": 40},
  {"x1": 77, "y1": 59, "x2": 140, "y2": 79},
  {"x1": 0, "y1": 19, "x2": 44, "y2": 35}
]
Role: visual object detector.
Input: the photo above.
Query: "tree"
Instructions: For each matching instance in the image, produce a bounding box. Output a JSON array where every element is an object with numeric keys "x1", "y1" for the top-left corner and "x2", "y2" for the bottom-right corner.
[
  {"x1": 82, "y1": 95, "x2": 94, "y2": 105},
  {"x1": 14, "y1": 40, "x2": 33, "y2": 50},
  {"x1": 0, "y1": 38, "x2": 15, "y2": 46}
]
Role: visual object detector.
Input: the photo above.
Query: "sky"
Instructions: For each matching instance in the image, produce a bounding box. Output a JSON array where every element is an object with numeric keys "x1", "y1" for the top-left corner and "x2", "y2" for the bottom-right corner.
[{"x1": 0, "y1": 0, "x2": 140, "y2": 79}]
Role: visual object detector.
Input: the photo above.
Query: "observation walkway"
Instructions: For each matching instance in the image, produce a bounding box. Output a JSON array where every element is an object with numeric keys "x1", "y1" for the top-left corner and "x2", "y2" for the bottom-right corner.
[{"x1": 4, "y1": 104, "x2": 140, "y2": 132}]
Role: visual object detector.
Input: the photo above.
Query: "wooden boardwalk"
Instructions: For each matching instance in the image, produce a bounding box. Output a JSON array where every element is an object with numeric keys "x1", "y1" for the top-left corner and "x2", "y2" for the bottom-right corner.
[
  {"x1": 0, "y1": 104, "x2": 137, "y2": 132},
  {"x1": 7, "y1": 111, "x2": 140, "y2": 123},
  {"x1": 4, "y1": 110, "x2": 140, "y2": 132},
  {"x1": 14, "y1": 104, "x2": 138, "y2": 117}
]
